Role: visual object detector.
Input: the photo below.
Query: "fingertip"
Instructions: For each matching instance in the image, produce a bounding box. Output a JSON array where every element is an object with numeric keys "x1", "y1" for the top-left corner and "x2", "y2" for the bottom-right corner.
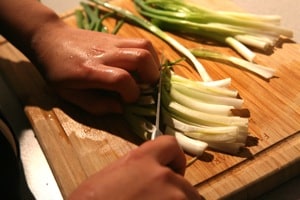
[
  {"x1": 98, "y1": 67, "x2": 141, "y2": 104},
  {"x1": 141, "y1": 135, "x2": 187, "y2": 175}
]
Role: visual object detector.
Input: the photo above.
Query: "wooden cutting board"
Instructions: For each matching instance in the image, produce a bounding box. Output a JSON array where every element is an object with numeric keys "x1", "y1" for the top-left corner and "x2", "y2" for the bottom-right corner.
[{"x1": 1, "y1": 0, "x2": 300, "y2": 199}]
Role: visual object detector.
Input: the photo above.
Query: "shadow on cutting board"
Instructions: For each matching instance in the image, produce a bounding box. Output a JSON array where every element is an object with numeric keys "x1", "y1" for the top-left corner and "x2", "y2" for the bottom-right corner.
[{"x1": 0, "y1": 57, "x2": 143, "y2": 146}]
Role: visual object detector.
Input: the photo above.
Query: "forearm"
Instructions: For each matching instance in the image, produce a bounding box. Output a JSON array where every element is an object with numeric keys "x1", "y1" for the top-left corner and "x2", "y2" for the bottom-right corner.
[
  {"x1": 0, "y1": 0, "x2": 160, "y2": 115},
  {"x1": 0, "y1": 0, "x2": 64, "y2": 62}
]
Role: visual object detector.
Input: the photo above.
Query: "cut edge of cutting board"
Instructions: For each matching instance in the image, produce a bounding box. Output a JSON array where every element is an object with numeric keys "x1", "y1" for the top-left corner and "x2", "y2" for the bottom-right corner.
[{"x1": 195, "y1": 131, "x2": 300, "y2": 199}]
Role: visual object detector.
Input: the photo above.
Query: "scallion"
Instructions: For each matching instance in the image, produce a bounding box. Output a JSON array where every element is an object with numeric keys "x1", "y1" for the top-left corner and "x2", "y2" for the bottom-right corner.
[
  {"x1": 134, "y1": 0, "x2": 293, "y2": 61},
  {"x1": 89, "y1": 0, "x2": 213, "y2": 81}
]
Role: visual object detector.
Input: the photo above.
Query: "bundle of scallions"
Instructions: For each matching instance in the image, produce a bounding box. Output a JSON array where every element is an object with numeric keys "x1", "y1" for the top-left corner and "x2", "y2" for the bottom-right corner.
[
  {"x1": 133, "y1": 0, "x2": 293, "y2": 62},
  {"x1": 78, "y1": 0, "x2": 292, "y2": 156},
  {"x1": 124, "y1": 62, "x2": 249, "y2": 155}
]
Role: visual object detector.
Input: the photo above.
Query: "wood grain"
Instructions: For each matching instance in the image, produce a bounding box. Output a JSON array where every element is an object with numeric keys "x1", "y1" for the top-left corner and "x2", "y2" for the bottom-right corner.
[{"x1": 0, "y1": 0, "x2": 299, "y2": 199}]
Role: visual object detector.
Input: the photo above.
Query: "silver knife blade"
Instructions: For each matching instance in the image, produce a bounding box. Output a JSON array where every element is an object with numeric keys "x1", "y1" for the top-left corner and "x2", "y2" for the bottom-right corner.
[{"x1": 151, "y1": 71, "x2": 163, "y2": 140}]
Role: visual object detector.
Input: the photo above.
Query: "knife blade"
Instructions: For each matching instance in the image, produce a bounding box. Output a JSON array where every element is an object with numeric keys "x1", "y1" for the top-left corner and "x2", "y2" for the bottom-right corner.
[{"x1": 151, "y1": 70, "x2": 163, "y2": 140}]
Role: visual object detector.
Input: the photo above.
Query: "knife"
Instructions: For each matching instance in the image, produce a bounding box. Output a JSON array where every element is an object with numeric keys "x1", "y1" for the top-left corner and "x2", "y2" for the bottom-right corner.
[{"x1": 151, "y1": 70, "x2": 163, "y2": 140}]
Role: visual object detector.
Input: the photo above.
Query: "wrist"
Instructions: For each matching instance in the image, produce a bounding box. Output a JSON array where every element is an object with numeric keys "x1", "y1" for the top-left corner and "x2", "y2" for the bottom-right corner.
[
  {"x1": 0, "y1": 0, "x2": 65, "y2": 64},
  {"x1": 27, "y1": 5, "x2": 66, "y2": 63},
  {"x1": 29, "y1": 16, "x2": 67, "y2": 64}
]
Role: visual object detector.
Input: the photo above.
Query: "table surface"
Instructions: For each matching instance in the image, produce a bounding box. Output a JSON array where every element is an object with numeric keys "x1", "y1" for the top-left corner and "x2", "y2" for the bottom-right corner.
[{"x1": 1, "y1": 0, "x2": 299, "y2": 199}]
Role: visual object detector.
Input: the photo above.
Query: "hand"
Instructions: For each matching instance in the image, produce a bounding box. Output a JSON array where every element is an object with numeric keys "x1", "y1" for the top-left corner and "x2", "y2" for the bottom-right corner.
[
  {"x1": 31, "y1": 23, "x2": 160, "y2": 115},
  {"x1": 68, "y1": 135, "x2": 203, "y2": 200},
  {"x1": 1, "y1": 0, "x2": 160, "y2": 115}
]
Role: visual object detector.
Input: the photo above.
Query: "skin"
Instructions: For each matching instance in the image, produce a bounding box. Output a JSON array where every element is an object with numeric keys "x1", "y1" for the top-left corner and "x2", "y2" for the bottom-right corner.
[
  {"x1": 0, "y1": 0, "x2": 203, "y2": 199},
  {"x1": 0, "y1": 0, "x2": 160, "y2": 114},
  {"x1": 32, "y1": 26, "x2": 161, "y2": 114},
  {"x1": 68, "y1": 136, "x2": 202, "y2": 200}
]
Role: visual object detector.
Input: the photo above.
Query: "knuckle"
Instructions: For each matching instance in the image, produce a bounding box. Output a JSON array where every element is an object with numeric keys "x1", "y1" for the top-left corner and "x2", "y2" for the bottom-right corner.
[
  {"x1": 135, "y1": 49, "x2": 152, "y2": 63},
  {"x1": 154, "y1": 169, "x2": 189, "y2": 200},
  {"x1": 122, "y1": 148, "x2": 144, "y2": 164},
  {"x1": 155, "y1": 167, "x2": 174, "y2": 181},
  {"x1": 106, "y1": 70, "x2": 139, "y2": 102},
  {"x1": 126, "y1": 148, "x2": 142, "y2": 159},
  {"x1": 163, "y1": 136, "x2": 182, "y2": 151},
  {"x1": 136, "y1": 38, "x2": 153, "y2": 49},
  {"x1": 109, "y1": 70, "x2": 131, "y2": 85}
]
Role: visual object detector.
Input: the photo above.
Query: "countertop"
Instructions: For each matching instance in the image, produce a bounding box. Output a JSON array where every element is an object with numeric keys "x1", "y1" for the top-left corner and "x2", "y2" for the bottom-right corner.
[{"x1": 1, "y1": 0, "x2": 299, "y2": 199}]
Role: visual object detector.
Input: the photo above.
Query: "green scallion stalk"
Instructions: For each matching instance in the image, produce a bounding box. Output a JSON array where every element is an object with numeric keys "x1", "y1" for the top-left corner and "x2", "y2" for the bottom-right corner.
[
  {"x1": 89, "y1": 0, "x2": 213, "y2": 81},
  {"x1": 149, "y1": 18, "x2": 256, "y2": 61},
  {"x1": 134, "y1": 0, "x2": 293, "y2": 60},
  {"x1": 135, "y1": 0, "x2": 292, "y2": 37},
  {"x1": 190, "y1": 48, "x2": 276, "y2": 79},
  {"x1": 75, "y1": 10, "x2": 86, "y2": 29},
  {"x1": 111, "y1": 19, "x2": 125, "y2": 34},
  {"x1": 80, "y1": 2, "x2": 102, "y2": 30},
  {"x1": 77, "y1": 2, "x2": 124, "y2": 33}
]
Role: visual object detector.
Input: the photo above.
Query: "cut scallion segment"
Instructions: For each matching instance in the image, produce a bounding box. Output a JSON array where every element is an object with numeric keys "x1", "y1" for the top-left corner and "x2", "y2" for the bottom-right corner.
[
  {"x1": 160, "y1": 66, "x2": 249, "y2": 154},
  {"x1": 168, "y1": 86, "x2": 235, "y2": 115},
  {"x1": 170, "y1": 77, "x2": 239, "y2": 98},
  {"x1": 165, "y1": 126, "x2": 208, "y2": 156},
  {"x1": 166, "y1": 100, "x2": 248, "y2": 127},
  {"x1": 190, "y1": 48, "x2": 276, "y2": 79}
]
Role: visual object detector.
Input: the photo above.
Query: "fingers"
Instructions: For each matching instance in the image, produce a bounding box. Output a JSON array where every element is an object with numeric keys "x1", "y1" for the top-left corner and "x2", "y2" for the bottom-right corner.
[
  {"x1": 48, "y1": 30, "x2": 161, "y2": 114},
  {"x1": 115, "y1": 38, "x2": 160, "y2": 67},
  {"x1": 109, "y1": 37, "x2": 160, "y2": 83},
  {"x1": 125, "y1": 135, "x2": 204, "y2": 199},
  {"x1": 139, "y1": 135, "x2": 187, "y2": 175},
  {"x1": 61, "y1": 44, "x2": 160, "y2": 103},
  {"x1": 100, "y1": 48, "x2": 160, "y2": 84},
  {"x1": 169, "y1": 173, "x2": 204, "y2": 200},
  {"x1": 61, "y1": 64, "x2": 141, "y2": 103}
]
